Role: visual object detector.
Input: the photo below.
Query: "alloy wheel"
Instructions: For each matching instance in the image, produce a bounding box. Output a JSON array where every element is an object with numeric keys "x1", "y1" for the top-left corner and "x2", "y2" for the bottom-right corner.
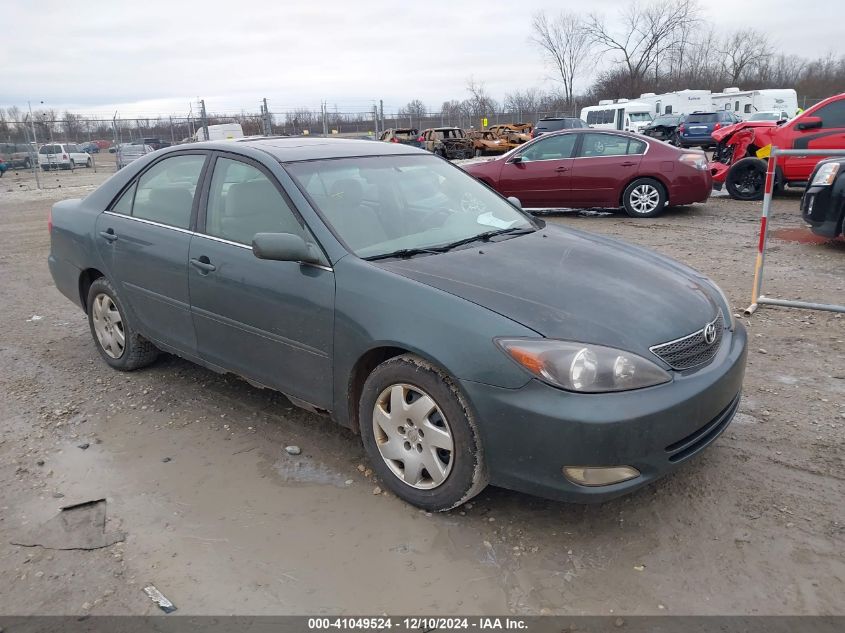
[
  {"x1": 372, "y1": 383, "x2": 454, "y2": 489},
  {"x1": 91, "y1": 293, "x2": 125, "y2": 359},
  {"x1": 629, "y1": 184, "x2": 661, "y2": 214}
]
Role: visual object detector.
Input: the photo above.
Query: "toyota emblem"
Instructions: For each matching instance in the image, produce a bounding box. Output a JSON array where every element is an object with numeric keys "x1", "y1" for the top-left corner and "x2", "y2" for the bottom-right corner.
[{"x1": 703, "y1": 322, "x2": 717, "y2": 345}]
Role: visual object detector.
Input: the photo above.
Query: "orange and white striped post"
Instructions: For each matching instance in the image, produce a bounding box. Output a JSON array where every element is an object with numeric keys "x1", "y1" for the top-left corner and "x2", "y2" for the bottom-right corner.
[
  {"x1": 744, "y1": 147, "x2": 845, "y2": 316},
  {"x1": 745, "y1": 148, "x2": 778, "y2": 316}
]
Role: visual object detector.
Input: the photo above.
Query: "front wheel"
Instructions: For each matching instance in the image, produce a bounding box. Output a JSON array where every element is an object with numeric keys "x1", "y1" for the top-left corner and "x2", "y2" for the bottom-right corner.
[
  {"x1": 86, "y1": 157, "x2": 92, "y2": 168},
  {"x1": 622, "y1": 178, "x2": 667, "y2": 218},
  {"x1": 87, "y1": 277, "x2": 158, "y2": 370},
  {"x1": 725, "y1": 157, "x2": 767, "y2": 201},
  {"x1": 359, "y1": 355, "x2": 488, "y2": 511}
]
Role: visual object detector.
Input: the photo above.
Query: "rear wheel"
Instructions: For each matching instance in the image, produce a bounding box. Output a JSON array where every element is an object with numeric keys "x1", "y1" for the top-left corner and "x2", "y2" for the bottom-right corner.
[
  {"x1": 87, "y1": 277, "x2": 158, "y2": 371},
  {"x1": 725, "y1": 157, "x2": 767, "y2": 201},
  {"x1": 622, "y1": 178, "x2": 667, "y2": 218},
  {"x1": 359, "y1": 355, "x2": 488, "y2": 511},
  {"x1": 23, "y1": 157, "x2": 31, "y2": 169}
]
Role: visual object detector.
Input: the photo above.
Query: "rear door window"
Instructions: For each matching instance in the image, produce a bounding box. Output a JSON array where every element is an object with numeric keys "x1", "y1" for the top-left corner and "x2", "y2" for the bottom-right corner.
[
  {"x1": 132, "y1": 154, "x2": 206, "y2": 229},
  {"x1": 579, "y1": 133, "x2": 639, "y2": 157}
]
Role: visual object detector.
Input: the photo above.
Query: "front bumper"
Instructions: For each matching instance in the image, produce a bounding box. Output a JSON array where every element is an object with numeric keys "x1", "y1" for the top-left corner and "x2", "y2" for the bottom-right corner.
[
  {"x1": 801, "y1": 182, "x2": 844, "y2": 238},
  {"x1": 461, "y1": 323, "x2": 747, "y2": 503}
]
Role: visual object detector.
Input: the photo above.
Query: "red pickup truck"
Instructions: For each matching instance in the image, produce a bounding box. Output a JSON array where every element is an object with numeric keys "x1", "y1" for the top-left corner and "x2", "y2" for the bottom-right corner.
[{"x1": 709, "y1": 93, "x2": 845, "y2": 200}]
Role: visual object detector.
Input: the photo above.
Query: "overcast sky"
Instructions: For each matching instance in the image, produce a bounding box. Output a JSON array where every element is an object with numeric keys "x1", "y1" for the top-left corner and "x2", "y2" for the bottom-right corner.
[{"x1": 2, "y1": 0, "x2": 842, "y2": 118}]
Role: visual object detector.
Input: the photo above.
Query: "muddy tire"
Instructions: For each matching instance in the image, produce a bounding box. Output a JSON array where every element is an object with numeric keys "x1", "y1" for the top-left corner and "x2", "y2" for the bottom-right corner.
[
  {"x1": 622, "y1": 178, "x2": 667, "y2": 218},
  {"x1": 86, "y1": 277, "x2": 158, "y2": 371},
  {"x1": 359, "y1": 354, "x2": 488, "y2": 512},
  {"x1": 726, "y1": 157, "x2": 767, "y2": 201}
]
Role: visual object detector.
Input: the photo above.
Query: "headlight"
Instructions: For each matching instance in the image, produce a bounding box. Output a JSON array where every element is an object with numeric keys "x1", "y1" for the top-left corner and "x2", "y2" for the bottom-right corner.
[
  {"x1": 496, "y1": 338, "x2": 671, "y2": 393},
  {"x1": 811, "y1": 162, "x2": 840, "y2": 187}
]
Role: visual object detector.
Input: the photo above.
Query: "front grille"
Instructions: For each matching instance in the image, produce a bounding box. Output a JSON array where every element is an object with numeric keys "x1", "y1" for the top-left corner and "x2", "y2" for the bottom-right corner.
[
  {"x1": 650, "y1": 311, "x2": 724, "y2": 370},
  {"x1": 665, "y1": 393, "x2": 740, "y2": 463}
]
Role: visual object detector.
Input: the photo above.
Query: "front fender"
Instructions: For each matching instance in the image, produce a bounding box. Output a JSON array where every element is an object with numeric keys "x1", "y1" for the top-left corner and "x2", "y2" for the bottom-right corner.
[{"x1": 331, "y1": 256, "x2": 537, "y2": 427}]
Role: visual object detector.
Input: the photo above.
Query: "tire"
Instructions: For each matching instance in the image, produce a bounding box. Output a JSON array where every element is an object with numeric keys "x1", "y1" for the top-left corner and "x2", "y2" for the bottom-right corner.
[
  {"x1": 622, "y1": 178, "x2": 667, "y2": 218},
  {"x1": 359, "y1": 354, "x2": 488, "y2": 511},
  {"x1": 23, "y1": 158, "x2": 31, "y2": 169},
  {"x1": 86, "y1": 157, "x2": 92, "y2": 168},
  {"x1": 87, "y1": 277, "x2": 158, "y2": 371},
  {"x1": 725, "y1": 157, "x2": 767, "y2": 201},
  {"x1": 669, "y1": 133, "x2": 681, "y2": 147},
  {"x1": 475, "y1": 148, "x2": 482, "y2": 157}
]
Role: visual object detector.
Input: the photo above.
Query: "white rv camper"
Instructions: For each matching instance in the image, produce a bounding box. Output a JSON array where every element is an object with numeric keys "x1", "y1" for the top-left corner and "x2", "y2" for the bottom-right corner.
[
  {"x1": 580, "y1": 100, "x2": 653, "y2": 133},
  {"x1": 712, "y1": 88, "x2": 799, "y2": 120},
  {"x1": 638, "y1": 89, "x2": 713, "y2": 116}
]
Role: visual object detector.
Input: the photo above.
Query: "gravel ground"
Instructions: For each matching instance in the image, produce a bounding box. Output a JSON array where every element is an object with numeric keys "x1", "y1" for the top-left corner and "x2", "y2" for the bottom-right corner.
[{"x1": 0, "y1": 166, "x2": 843, "y2": 616}]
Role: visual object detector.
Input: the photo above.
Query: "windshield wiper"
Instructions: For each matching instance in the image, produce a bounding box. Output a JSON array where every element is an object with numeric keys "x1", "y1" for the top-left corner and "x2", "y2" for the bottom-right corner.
[
  {"x1": 437, "y1": 226, "x2": 535, "y2": 251},
  {"x1": 364, "y1": 247, "x2": 445, "y2": 261}
]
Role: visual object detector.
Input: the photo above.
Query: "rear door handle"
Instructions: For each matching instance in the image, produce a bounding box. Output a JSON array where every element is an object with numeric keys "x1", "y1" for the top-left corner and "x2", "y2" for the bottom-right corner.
[
  {"x1": 99, "y1": 229, "x2": 118, "y2": 242},
  {"x1": 190, "y1": 257, "x2": 216, "y2": 273}
]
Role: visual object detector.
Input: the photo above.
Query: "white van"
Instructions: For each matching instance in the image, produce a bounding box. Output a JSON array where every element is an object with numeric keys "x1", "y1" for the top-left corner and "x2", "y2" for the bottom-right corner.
[
  {"x1": 580, "y1": 101, "x2": 653, "y2": 134},
  {"x1": 38, "y1": 143, "x2": 92, "y2": 170},
  {"x1": 712, "y1": 88, "x2": 799, "y2": 120},
  {"x1": 194, "y1": 123, "x2": 245, "y2": 142}
]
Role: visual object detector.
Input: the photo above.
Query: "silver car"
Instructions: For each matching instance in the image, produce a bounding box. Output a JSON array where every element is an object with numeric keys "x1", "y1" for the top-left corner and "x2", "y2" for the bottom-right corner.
[{"x1": 116, "y1": 143, "x2": 154, "y2": 170}]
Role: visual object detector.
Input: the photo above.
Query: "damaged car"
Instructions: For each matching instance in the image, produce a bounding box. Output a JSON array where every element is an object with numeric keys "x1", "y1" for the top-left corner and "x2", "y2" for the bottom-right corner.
[
  {"x1": 419, "y1": 127, "x2": 474, "y2": 160},
  {"x1": 710, "y1": 92, "x2": 845, "y2": 200},
  {"x1": 467, "y1": 130, "x2": 510, "y2": 157},
  {"x1": 488, "y1": 124, "x2": 533, "y2": 145},
  {"x1": 379, "y1": 128, "x2": 422, "y2": 148}
]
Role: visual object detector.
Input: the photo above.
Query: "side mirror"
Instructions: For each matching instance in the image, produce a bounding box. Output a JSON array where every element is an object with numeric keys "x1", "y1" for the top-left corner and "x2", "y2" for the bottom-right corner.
[
  {"x1": 252, "y1": 232, "x2": 322, "y2": 265},
  {"x1": 797, "y1": 116, "x2": 822, "y2": 131},
  {"x1": 507, "y1": 196, "x2": 522, "y2": 209},
  {"x1": 508, "y1": 155, "x2": 523, "y2": 164}
]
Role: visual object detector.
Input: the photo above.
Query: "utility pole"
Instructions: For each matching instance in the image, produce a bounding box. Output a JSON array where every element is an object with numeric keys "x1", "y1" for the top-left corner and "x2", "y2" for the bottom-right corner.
[
  {"x1": 379, "y1": 99, "x2": 384, "y2": 133},
  {"x1": 26, "y1": 101, "x2": 41, "y2": 189},
  {"x1": 199, "y1": 99, "x2": 209, "y2": 142},
  {"x1": 321, "y1": 101, "x2": 328, "y2": 136},
  {"x1": 262, "y1": 97, "x2": 272, "y2": 136},
  {"x1": 169, "y1": 116, "x2": 175, "y2": 143}
]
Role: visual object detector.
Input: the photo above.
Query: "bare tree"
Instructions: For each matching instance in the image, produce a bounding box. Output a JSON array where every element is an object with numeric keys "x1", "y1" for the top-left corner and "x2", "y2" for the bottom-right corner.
[
  {"x1": 719, "y1": 29, "x2": 772, "y2": 85},
  {"x1": 465, "y1": 77, "x2": 498, "y2": 121},
  {"x1": 530, "y1": 11, "x2": 592, "y2": 108},
  {"x1": 584, "y1": 0, "x2": 700, "y2": 95},
  {"x1": 398, "y1": 99, "x2": 427, "y2": 126}
]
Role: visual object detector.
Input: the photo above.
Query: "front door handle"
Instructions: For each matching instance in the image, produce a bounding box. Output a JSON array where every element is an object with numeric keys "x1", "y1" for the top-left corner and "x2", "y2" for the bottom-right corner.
[
  {"x1": 190, "y1": 257, "x2": 216, "y2": 273},
  {"x1": 620, "y1": 161, "x2": 637, "y2": 167},
  {"x1": 99, "y1": 229, "x2": 118, "y2": 242},
  {"x1": 555, "y1": 166, "x2": 569, "y2": 172}
]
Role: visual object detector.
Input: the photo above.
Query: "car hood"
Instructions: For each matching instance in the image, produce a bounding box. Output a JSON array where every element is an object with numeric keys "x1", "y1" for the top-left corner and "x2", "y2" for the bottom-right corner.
[{"x1": 375, "y1": 225, "x2": 721, "y2": 357}]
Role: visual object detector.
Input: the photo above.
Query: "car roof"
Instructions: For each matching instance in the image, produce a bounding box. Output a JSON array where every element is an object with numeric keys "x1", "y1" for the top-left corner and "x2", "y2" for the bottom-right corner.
[{"x1": 185, "y1": 136, "x2": 425, "y2": 162}]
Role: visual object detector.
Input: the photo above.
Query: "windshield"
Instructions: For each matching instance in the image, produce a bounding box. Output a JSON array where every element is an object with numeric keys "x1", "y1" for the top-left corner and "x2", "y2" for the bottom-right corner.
[
  {"x1": 286, "y1": 155, "x2": 535, "y2": 258},
  {"x1": 750, "y1": 112, "x2": 782, "y2": 121},
  {"x1": 628, "y1": 112, "x2": 652, "y2": 122},
  {"x1": 686, "y1": 113, "x2": 718, "y2": 124}
]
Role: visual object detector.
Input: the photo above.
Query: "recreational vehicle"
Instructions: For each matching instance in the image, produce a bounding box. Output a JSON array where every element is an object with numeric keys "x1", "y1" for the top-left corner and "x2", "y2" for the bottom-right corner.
[
  {"x1": 711, "y1": 88, "x2": 799, "y2": 120},
  {"x1": 638, "y1": 89, "x2": 713, "y2": 116}
]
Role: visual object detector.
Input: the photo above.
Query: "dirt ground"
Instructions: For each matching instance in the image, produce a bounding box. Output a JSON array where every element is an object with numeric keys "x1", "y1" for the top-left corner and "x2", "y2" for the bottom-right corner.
[{"x1": 0, "y1": 164, "x2": 843, "y2": 616}]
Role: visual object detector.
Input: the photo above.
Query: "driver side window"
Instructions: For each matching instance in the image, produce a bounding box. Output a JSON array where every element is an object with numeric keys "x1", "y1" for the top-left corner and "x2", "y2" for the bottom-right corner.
[
  {"x1": 205, "y1": 157, "x2": 307, "y2": 246},
  {"x1": 520, "y1": 134, "x2": 577, "y2": 162}
]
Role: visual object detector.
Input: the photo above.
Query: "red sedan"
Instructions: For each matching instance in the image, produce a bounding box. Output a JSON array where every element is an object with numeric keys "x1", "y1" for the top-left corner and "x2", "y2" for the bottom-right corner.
[{"x1": 463, "y1": 130, "x2": 711, "y2": 217}]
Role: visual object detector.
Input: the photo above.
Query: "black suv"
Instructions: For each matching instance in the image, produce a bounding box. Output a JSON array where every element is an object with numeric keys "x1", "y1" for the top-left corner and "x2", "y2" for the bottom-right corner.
[
  {"x1": 533, "y1": 117, "x2": 587, "y2": 138},
  {"x1": 801, "y1": 158, "x2": 845, "y2": 238}
]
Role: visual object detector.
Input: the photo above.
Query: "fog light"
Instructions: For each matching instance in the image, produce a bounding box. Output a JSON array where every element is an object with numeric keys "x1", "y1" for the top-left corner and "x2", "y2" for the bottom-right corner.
[{"x1": 563, "y1": 466, "x2": 640, "y2": 487}]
